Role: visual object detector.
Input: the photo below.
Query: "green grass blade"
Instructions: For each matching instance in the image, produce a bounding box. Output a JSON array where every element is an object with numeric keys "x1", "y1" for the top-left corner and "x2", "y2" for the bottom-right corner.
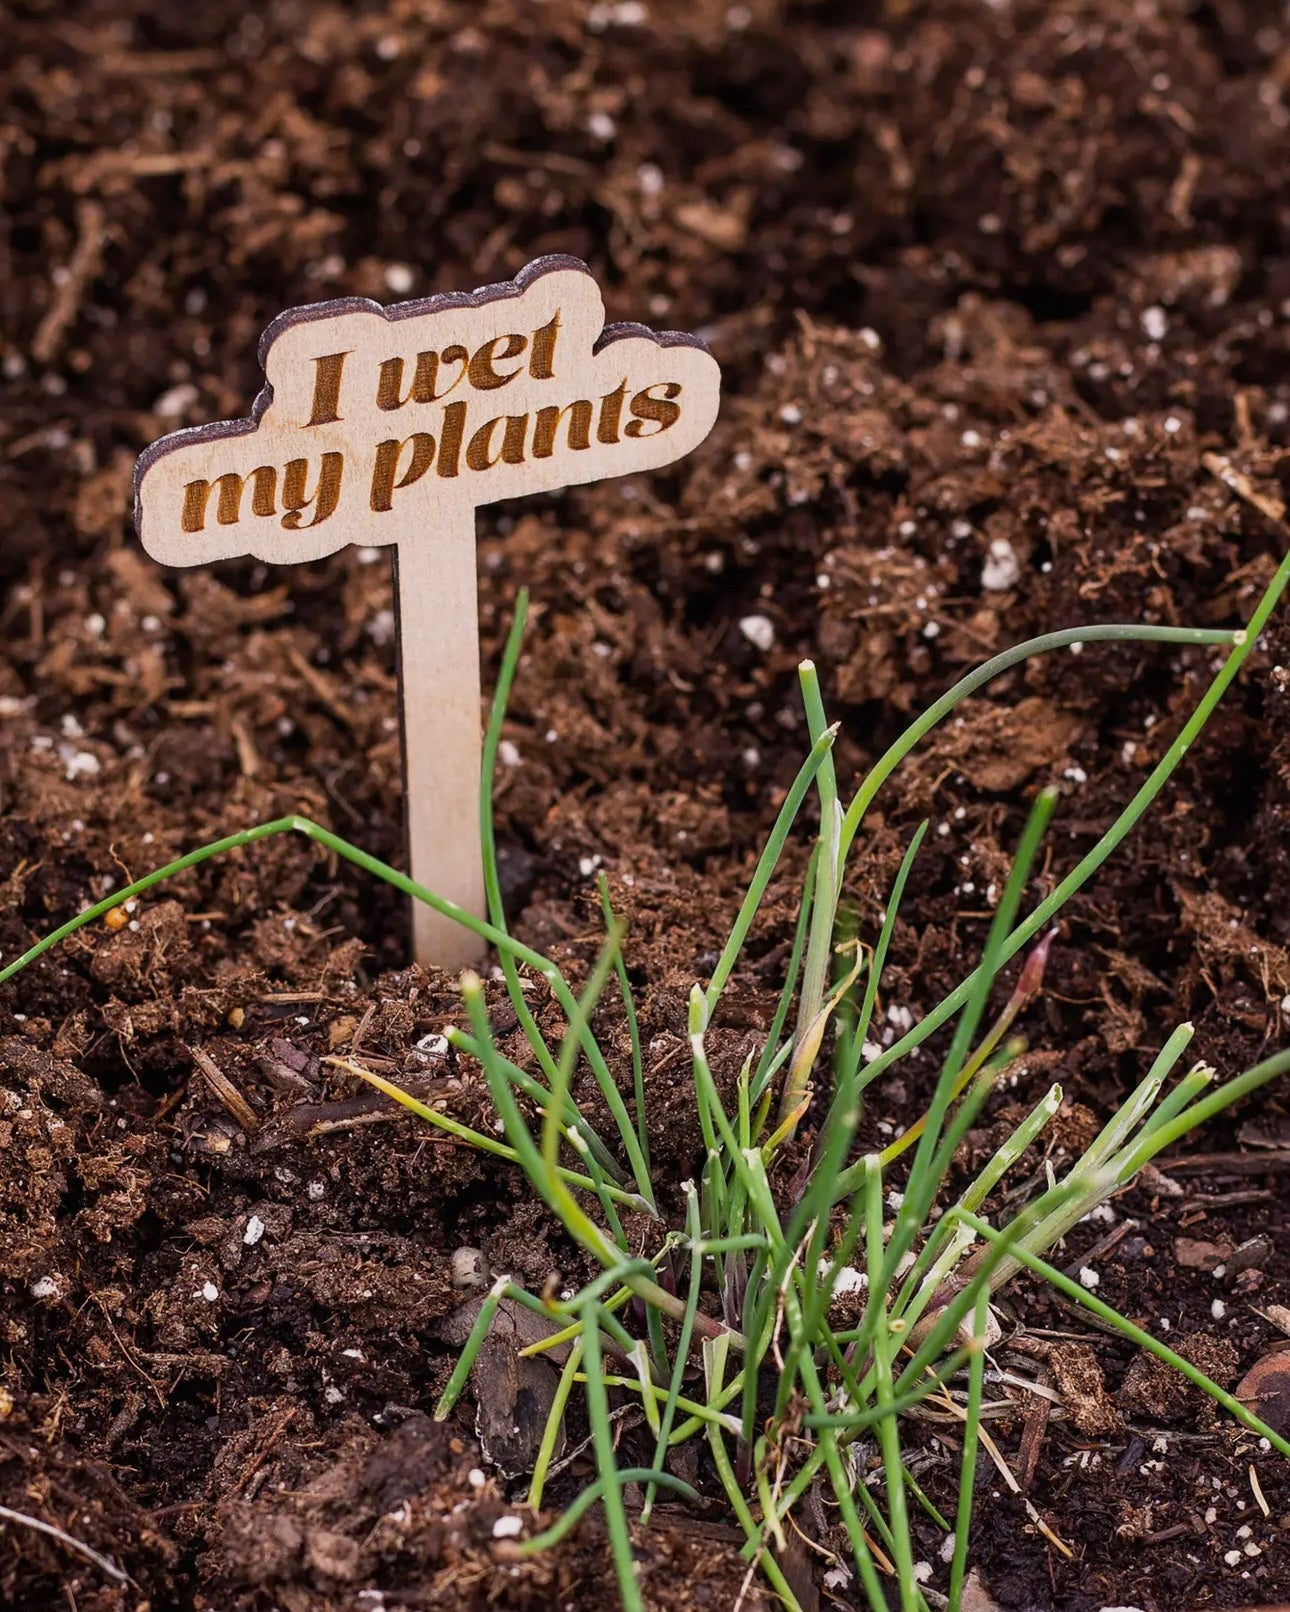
[
  {"x1": 1072, "y1": 1022, "x2": 1195, "y2": 1177},
  {"x1": 828, "y1": 557, "x2": 1290, "y2": 1187},
  {"x1": 841, "y1": 822, "x2": 929, "y2": 1094},
  {"x1": 797, "y1": 1351, "x2": 890, "y2": 1612},
  {"x1": 335, "y1": 1059, "x2": 647, "y2": 1214},
  {"x1": 705, "y1": 1425, "x2": 808, "y2": 1612},
  {"x1": 689, "y1": 991, "x2": 784, "y2": 1253},
  {"x1": 461, "y1": 975, "x2": 619, "y2": 1265},
  {"x1": 955, "y1": 1210, "x2": 1290, "y2": 1459},
  {"x1": 476, "y1": 589, "x2": 570, "y2": 1102},
  {"x1": 768, "y1": 822, "x2": 930, "y2": 1404},
  {"x1": 901, "y1": 1466, "x2": 951, "y2": 1536},
  {"x1": 643, "y1": 1185, "x2": 705, "y2": 1526},
  {"x1": 792, "y1": 661, "x2": 842, "y2": 1079},
  {"x1": 864, "y1": 1156, "x2": 917, "y2": 1612},
  {"x1": 522, "y1": 1467, "x2": 700, "y2": 1555},
  {"x1": 1111, "y1": 1043, "x2": 1290, "y2": 1184},
  {"x1": 803, "y1": 1345, "x2": 974, "y2": 1431},
  {"x1": 543, "y1": 936, "x2": 623, "y2": 1193},
  {"x1": 434, "y1": 1273, "x2": 510, "y2": 1420},
  {"x1": 856, "y1": 791, "x2": 1056, "y2": 1333},
  {"x1": 444, "y1": 1031, "x2": 622, "y2": 1181},
  {"x1": 580, "y1": 1302, "x2": 642, "y2": 1612},
  {"x1": 598, "y1": 874, "x2": 650, "y2": 1179},
  {"x1": 704, "y1": 722, "x2": 838, "y2": 1015},
  {"x1": 529, "y1": 1333, "x2": 583, "y2": 1509},
  {"x1": 891, "y1": 1183, "x2": 1083, "y2": 1393},
  {"x1": 838, "y1": 622, "x2": 1243, "y2": 861},
  {"x1": 948, "y1": 1289, "x2": 989, "y2": 1612},
  {"x1": 0, "y1": 817, "x2": 302, "y2": 984},
  {"x1": 1136, "y1": 1059, "x2": 1214, "y2": 1137},
  {"x1": 751, "y1": 845, "x2": 817, "y2": 1101},
  {"x1": 959, "y1": 1083, "x2": 1063, "y2": 1215}
]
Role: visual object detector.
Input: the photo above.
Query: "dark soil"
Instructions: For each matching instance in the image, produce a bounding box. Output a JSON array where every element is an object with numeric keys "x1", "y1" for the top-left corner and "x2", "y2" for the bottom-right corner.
[{"x1": 3, "y1": 1, "x2": 1290, "y2": 1608}]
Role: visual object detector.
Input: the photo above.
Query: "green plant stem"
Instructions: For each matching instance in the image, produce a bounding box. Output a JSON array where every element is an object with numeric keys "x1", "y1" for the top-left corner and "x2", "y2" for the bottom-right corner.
[
  {"x1": 840, "y1": 622, "x2": 1238, "y2": 862},
  {"x1": 477, "y1": 591, "x2": 568, "y2": 1098},
  {"x1": 798, "y1": 1352, "x2": 891, "y2": 1612},
  {"x1": 434, "y1": 1274, "x2": 511, "y2": 1419},
  {"x1": 955, "y1": 1211, "x2": 1290, "y2": 1459},
  {"x1": 599, "y1": 874, "x2": 650, "y2": 1178},
  {"x1": 519, "y1": 1468, "x2": 700, "y2": 1555},
  {"x1": 703, "y1": 723, "x2": 838, "y2": 1018},
  {"x1": 792, "y1": 623, "x2": 1240, "y2": 1064},
  {"x1": 541, "y1": 935, "x2": 624, "y2": 1220},
  {"x1": 789, "y1": 661, "x2": 841, "y2": 1109},
  {"x1": 579, "y1": 1304, "x2": 642, "y2": 1612},
  {"x1": 948, "y1": 1290, "x2": 989, "y2": 1612},
  {"x1": 826, "y1": 556, "x2": 1290, "y2": 1205},
  {"x1": 643, "y1": 1185, "x2": 704, "y2": 1526},
  {"x1": 865, "y1": 1157, "x2": 917, "y2": 1612},
  {"x1": 464, "y1": 979, "x2": 742, "y2": 1345},
  {"x1": 777, "y1": 823, "x2": 929, "y2": 1375},
  {"x1": 437, "y1": 1032, "x2": 621, "y2": 1181},
  {"x1": 529, "y1": 1338, "x2": 584, "y2": 1510},
  {"x1": 751, "y1": 845, "x2": 817, "y2": 1101},
  {"x1": 1113, "y1": 1044, "x2": 1290, "y2": 1183},
  {"x1": 336, "y1": 1061, "x2": 648, "y2": 1213},
  {"x1": 858, "y1": 791, "x2": 1055, "y2": 1324},
  {"x1": 801, "y1": 1345, "x2": 974, "y2": 1431},
  {"x1": 705, "y1": 1426, "x2": 807, "y2": 1612},
  {"x1": 0, "y1": 808, "x2": 658, "y2": 1208}
]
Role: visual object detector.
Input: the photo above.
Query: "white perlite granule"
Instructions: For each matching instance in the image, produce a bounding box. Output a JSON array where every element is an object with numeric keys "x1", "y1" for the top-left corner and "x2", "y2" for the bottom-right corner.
[
  {"x1": 739, "y1": 614, "x2": 775, "y2": 651},
  {"x1": 981, "y1": 537, "x2": 1021, "y2": 591}
]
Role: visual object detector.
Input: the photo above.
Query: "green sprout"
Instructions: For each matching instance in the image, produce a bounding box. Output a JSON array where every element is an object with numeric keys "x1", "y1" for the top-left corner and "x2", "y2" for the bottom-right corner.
[{"x1": 4, "y1": 547, "x2": 1289, "y2": 1611}]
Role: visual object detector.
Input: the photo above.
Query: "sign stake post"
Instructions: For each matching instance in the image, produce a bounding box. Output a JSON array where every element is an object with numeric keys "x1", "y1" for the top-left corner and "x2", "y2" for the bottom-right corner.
[
  {"x1": 391, "y1": 515, "x2": 485, "y2": 971},
  {"x1": 135, "y1": 256, "x2": 721, "y2": 970}
]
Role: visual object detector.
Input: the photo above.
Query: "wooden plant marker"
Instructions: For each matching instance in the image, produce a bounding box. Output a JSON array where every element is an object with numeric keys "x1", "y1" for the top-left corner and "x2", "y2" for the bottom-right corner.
[{"x1": 134, "y1": 257, "x2": 721, "y2": 970}]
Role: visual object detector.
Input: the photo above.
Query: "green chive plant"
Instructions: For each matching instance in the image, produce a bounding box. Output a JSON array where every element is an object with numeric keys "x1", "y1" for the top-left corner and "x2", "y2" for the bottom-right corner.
[{"x1": 4, "y1": 553, "x2": 1290, "y2": 1611}]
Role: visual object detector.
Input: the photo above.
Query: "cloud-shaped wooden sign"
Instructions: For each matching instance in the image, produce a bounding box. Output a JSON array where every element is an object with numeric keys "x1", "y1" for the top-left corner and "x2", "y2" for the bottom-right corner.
[{"x1": 135, "y1": 257, "x2": 721, "y2": 968}]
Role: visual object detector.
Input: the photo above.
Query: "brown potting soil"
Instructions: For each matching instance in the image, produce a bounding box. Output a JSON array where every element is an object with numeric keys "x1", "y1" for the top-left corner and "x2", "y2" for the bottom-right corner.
[{"x1": 3, "y1": 2, "x2": 1290, "y2": 1608}]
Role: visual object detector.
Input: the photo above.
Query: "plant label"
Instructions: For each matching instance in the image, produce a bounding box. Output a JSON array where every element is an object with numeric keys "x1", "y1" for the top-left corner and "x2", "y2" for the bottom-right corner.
[{"x1": 134, "y1": 256, "x2": 721, "y2": 970}]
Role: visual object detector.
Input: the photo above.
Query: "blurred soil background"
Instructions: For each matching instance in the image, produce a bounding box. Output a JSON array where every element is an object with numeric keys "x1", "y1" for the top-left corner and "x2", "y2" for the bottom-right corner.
[{"x1": 3, "y1": 1, "x2": 1290, "y2": 1607}]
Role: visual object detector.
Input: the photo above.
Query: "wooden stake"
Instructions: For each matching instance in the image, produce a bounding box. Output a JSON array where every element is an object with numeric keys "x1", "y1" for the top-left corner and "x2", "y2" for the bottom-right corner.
[
  {"x1": 391, "y1": 519, "x2": 485, "y2": 971},
  {"x1": 134, "y1": 256, "x2": 721, "y2": 970}
]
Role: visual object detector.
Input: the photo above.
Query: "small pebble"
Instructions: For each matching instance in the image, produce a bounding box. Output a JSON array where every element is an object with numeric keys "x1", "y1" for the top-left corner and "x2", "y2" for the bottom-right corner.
[
  {"x1": 154, "y1": 382, "x2": 199, "y2": 418},
  {"x1": 451, "y1": 1247, "x2": 491, "y2": 1290},
  {"x1": 981, "y1": 537, "x2": 1021, "y2": 591},
  {"x1": 492, "y1": 1515, "x2": 524, "y2": 1539},
  {"x1": 739, "y1": 614, "x2": 775, "y2": 651},
  {"x1": 62, "y1": 749, "x2": 101, "y2": 781}
]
